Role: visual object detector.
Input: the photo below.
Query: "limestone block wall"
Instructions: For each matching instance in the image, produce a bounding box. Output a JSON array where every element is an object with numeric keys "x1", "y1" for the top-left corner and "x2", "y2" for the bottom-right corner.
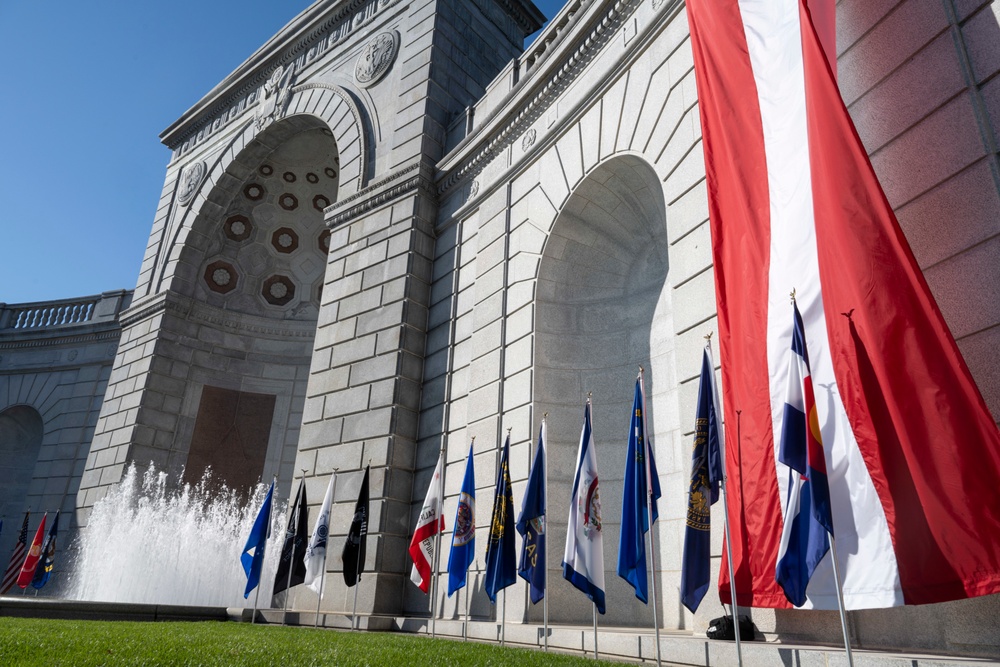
[{"x1": 0, "y1": 291, "x2": 131, "y2": 574}]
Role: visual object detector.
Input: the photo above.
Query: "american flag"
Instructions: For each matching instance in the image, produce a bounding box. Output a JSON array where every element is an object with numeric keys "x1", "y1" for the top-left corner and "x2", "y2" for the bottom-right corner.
[{"x1": 0, "y1": 512, "x2": 29, "y2": 594}]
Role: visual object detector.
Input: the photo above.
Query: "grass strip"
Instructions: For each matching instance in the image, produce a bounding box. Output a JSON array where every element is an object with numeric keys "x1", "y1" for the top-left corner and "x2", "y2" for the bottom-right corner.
[{"x1": 0, "y1": 617, "x2": 626, "y2": 666}]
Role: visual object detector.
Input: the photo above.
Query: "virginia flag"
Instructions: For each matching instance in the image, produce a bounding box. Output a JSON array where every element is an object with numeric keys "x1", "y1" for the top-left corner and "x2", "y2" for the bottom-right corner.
[
  {"x1": 775, "y1": 301, "x2": 833, "y2": 606},
  {"x1": 681, "y1": 346, "x2": 726, "y2": 612},
  {"x1": 447, "y1": 444, "x2": 476, "y2": 596},
  {"x1": 516, "y1": 422, "x2": 546, "y2": 604},
  {"x1": 241, "y1": 480, "x2": 274, "y2": 599},
  {"x1": 17, "y1": 512, "x2": 46, "y2": 589},
  {"x1": 31, "y1": 510, "x2": 60, "y2": 590},
  {"x1": 1, "y1": 512, "x2": 29, "y2": 594},
  {"x1": 342, "y1": 466, "x2": 369, "y2": 588},
  {"x1": 409, "y1": 452, "x2": 445, "y2": 593},
  {"x1": 304, "y1": 472, "x2": 336, "y2": 594},
  {"x1": 484, "y1": 435, "x2": 516, "y2": 603},
  {"x1": 563, "y1": 401, "x2": 605, "y2": 614},
  {"x1": 617, "y1": 375, "x2": 661, "y2": 604},
  {"x1": 273, "y1": 480, "x2": 308, "y2": 595},
  {"x1": 687, "y1": 0, "x2": 1000, "y2": 609}
]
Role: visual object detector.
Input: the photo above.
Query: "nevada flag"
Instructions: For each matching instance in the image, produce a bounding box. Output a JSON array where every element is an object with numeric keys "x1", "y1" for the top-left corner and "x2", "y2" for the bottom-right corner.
[{"x1": 775, "y1": 300, "x2": 833, "y2": 607}]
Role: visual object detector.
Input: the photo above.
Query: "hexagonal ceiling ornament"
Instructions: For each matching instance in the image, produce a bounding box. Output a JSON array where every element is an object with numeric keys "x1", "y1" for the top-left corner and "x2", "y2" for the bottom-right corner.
[
  {"x1": 262, "y1": 274, "x2": 296, "y2": 306},
  {"x1": 271, "y1": 227, "x2": 299, "y2": 254},
  {"x1": 204, "y1": 260, "x2": 239, "y2": 294}
]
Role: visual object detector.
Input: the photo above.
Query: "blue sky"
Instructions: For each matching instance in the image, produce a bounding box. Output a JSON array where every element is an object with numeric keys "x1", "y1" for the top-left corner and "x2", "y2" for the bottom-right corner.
[{"x1": 0, "y1": 0, "x2": 566, "y2": 305}]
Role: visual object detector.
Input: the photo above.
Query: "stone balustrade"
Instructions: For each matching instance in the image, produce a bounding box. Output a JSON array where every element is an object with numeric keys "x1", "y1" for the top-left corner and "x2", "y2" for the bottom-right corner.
[{"x1": 0, "y1": 290, "x2": 133, "y2": 332}]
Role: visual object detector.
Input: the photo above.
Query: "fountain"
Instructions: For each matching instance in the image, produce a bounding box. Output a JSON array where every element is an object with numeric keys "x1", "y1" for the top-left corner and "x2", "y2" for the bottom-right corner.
[{"x1": 67, "y1": 464, "x2": 287, "y2": 608}]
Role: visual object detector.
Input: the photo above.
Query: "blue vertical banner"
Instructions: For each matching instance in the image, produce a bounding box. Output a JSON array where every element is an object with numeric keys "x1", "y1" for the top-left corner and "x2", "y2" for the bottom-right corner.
[
  {"x1": 241, "y1": 480, "x2": 274, "y2": 599},
  {"x1": 517, "y1": 422, "x2": 546, "y2": 604},
  {"x1": 618, "y1": 375, "x2": 662, "y2": 603},
  {"x1": 484, "y1": 435, "x2": 517, "y2": 602},
  {"x1": 447, "y1": 443, "x2": 476, "y2": 596},
  {"x1": 681, "y1": 346, "x2": 726, "y2": 612}
]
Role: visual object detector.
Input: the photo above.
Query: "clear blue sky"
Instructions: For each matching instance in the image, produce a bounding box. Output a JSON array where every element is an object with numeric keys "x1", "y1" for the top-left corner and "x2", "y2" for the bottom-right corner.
[{"x1": 0, "y1": 0, "x2": 566, "y2": 305}]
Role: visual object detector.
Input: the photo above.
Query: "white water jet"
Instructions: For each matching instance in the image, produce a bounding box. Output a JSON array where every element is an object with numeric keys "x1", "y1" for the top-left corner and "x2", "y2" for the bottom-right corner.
[{"x1": 67, "y1": 464, "x2": 288, "y2": 608}]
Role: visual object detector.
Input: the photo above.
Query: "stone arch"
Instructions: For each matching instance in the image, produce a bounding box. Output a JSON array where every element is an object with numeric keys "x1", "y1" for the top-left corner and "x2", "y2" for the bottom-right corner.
[
  {"x1": 155, "y1": 85, "x2": 367, "y2": 295},
  {"x1": 0, "y1": 404, "x2": 44, "y2": 554},
  {"x1": 531, "y1": 153, "x2": 676, "y2": 628}
]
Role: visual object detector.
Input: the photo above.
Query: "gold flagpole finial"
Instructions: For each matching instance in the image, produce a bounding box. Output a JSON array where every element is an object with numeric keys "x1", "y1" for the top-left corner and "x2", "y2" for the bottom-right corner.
[
  {"x1": 471, "y1": 435, "x2": 476, "y2": 442},
  {"x1": 790, "y1": 287, "x2": 797, "y2": 303},
  {"x1": 506, "y1": 426, "x2": 512, "y2": 434},
  {"x1": 543, "y1": 412, "x2": 548, "y2": 419},
  {"x1": 704, "y1": 331, "x2": 713, "y2": 341}
]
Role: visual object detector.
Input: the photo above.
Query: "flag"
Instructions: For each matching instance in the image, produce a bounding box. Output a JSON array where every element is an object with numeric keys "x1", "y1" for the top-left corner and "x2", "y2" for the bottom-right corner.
[
  {"x1": 304, "y1": 472, "x2": 336, "y2": 594},
  {"x1": 409, "y1": 452, "x2": 445, "y2": 593},
  {"x1": 447, "y1": 443, "x2": 476, "y2": 596},
  {"x1": 617, "y1": 374, "x2": 662, "y2": 604},
  {"x1": 1, "y1": 512, "x2": 29, "y2": 594},
  {"x1": 342, "y1": 466, "x2": 369, "y2": 587},
  {"x1": 687, "y1": 0, "x2": 1000, "y2": 608},
  {"x1": 30, "y1": 511, "x2": 60, "y2": 590},
  {"x1": 241, "y1": 480, "x2": 274, "y2": 599},
  {"x1": 516, "y1": 422, "x2": 546, "y2": 604},
  {"x1": 17, "y1": 512, "x2": 47, "y2": 589},
  {"x1": 484, "y1": 435, "x2": 516, "y2": 602},
  {"x1": 775, "y1": 301, "x2": 833, "y2": 606},
  {"x1": 273, "y1": 480, "x2": 309, "y2": 595},
  {"x1": 681, "y1": 346, "x2": 727, "y2": 612},
  {"x1": 562, "y1": 401, "x2": 605, "y2": 614}
]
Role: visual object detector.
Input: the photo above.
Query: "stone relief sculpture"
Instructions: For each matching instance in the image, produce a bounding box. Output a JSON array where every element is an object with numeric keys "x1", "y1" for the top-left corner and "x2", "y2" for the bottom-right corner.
[
  {"x1": 354, "y1": 32, "x2": 399, "y2": 87},
  {"x1": 177, "y1": 161, "x2": 206, "y2": 206},
  {"x1": 256, "y1": 65, "x2": 296, "y2": 130}
]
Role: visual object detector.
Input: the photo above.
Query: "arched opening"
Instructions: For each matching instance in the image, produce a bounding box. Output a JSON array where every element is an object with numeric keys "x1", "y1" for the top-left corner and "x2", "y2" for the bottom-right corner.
[
  {"x1": 533, "y1": 155, "x2": 675, "y2": 627},
  {"x1": 163, "y1": 117, "x2": 340, "y2": 496},
  {"x1": 0, "y1": 405, "x2": 44, "y2": 558}
]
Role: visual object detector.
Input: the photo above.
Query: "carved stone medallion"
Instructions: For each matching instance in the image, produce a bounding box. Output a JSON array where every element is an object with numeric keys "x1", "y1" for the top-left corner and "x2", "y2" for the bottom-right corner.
[
  {"x1": 178, "y1": 161, "x2": 206, "y2": 206},
  {"x1": 355, "y1": 32, "x2": 400, "y2": 87},
  {"x1": 522, "y1": 128, "x2": 537, "y2": 151}
]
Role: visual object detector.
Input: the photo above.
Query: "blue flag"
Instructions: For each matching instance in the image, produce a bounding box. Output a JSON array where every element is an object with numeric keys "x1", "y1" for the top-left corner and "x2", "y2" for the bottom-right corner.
[
  {"x1": 775, "y1": 301, "x2": 833, "y2": 606},
  {"x1": 447, "y1": 443, "x2": 476, "y2": 596},
  {"x1": 617, "y1": 375, "x2": 662, "y2": 603},
  {"x1": 681, "y1": 346, "x2": 726, "y2": 612},
  {"x1": 562, "y1": 401, "x2": 606, "y2": 614},
  {"x1": 516, "y1": 422, "x2": 546, "y2": 604},
  {"x1": 30, "y1": 511, "x2": 59, "y2": 590},
  {"x1": 241, "y1": 480, "x2": 274, "y2": 599},
  {"x1": 484, "y1": 435, "x2": 517, "y2": 602}
]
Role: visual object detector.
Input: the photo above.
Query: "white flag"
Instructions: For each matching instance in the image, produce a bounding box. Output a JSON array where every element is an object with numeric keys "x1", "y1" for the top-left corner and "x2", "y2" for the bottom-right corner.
[
  {"x1": 303, "y1": 471, "x2": 336, "y2": 594},
  {"x1": 562, "y1": 401, "x2": 606, "y2": 613},
  {"x1": 409, "y1": 453, "x2": 445, "y2": 593}
]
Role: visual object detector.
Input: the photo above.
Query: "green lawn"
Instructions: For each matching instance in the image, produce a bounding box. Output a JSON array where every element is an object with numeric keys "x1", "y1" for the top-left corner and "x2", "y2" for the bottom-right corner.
[{"x1": 0, "y1": 617, "x2": 625, "y2": 666}]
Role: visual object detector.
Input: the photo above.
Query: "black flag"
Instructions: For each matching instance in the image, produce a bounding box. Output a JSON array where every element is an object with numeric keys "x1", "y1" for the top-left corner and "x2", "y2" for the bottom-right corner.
[
  {"x1": 342, "y1": 466, "x2": 369, "y2": 587},
  {"x1": 273, "y1": 480, "x2": 309, "y2": 595}
]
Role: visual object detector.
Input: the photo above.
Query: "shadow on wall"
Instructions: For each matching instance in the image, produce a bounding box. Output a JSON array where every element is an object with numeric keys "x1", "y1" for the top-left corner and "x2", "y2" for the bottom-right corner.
[{"x1": 534, "y1": 154, "x2": 672, "y2": 628}]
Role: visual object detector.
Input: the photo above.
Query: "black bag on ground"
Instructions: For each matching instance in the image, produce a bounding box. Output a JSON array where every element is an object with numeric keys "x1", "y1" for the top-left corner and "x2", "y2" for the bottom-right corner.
[{"x1": 706, "y1": 614, "x2": 757, "y2": 641}]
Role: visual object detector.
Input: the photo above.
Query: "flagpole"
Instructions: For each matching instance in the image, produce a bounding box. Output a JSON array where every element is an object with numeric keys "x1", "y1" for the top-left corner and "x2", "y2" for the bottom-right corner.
[
  {"x1": 351, "y1": 464, "x2": 367, "y2": 632},
  {"x1": 542, "y1": 414, "x2": 549, "y2": 652},
  {"x1": 707, "y1": 336, "x2": 743, "y2": 667},
  {"x1": 639, "y1": 368, "x2": 663, "y2": 667},
  {"x1": 252, "y1": 476, "x2": 276, "y2": 625},
  {"x1": 430, "y1": 446, "x2": 447, "y2": 639},
  {"x1": 314, "y1": 470, "x2": 337, "y2": 628},
  {"x1": 593, "y1": 603, "x2": 599, "y2": 660},
  {"x1": 830, "y1": 537, "x2": 855, "y2": 667},
  {"x1": 501, "y1": 586, "x2": 507, "y2": 647},
  {"x1": 464, "y1": 559, "x2": 473, "y2": 641},
  {"x1": 282, "y1": 469, "x2": 308, "y2": 626},
  {"x1": 587, "y1": 393, "x2": 599, "y2": 663}
]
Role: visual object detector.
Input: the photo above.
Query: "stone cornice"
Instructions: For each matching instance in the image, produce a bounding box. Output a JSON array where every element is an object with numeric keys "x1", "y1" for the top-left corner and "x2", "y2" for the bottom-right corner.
[
  {"x1": 120, "y1": 291, "x2": 316, "y2": 340},
  {"x1": 0, "y1": 329, "x2": 121, "y2": 351},
  {"x1": 435, "y1": 0, "x2": 647, "y2": 197},
  {"x1": 325, "y1": 161, "x2": 437, "y2": 227},
  {"x1": 160, "y1": 0, "x2": 404, "y2": 157}
]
